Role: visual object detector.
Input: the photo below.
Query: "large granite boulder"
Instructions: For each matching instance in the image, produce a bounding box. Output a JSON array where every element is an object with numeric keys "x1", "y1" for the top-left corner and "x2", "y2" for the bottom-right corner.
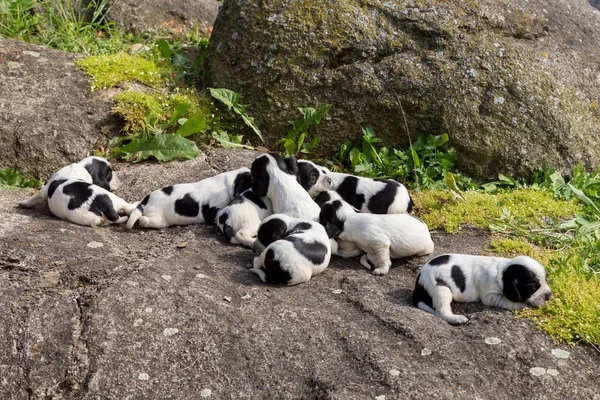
[
  {"x1": 205, "y1": 0, "x2": 600, "y2": 179},
  {"x1": 0, "y1": 39, "x2": 119, "y2": 181}
]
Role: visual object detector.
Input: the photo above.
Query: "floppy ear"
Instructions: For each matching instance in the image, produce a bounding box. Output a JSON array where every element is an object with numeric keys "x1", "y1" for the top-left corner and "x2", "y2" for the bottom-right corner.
[
  {"x1": 502, "y1": 264, "x2": 524, "y2": 302},
  {"x1": 315, "y1": 191, "x2": 332, "y2": 207},
  {"x1": 251, "y1": 156, "x2": 270, "y2": 197},
  {"x1": 257, "y1": 218, "x2": 288, "y2": 247},
  {"x1": 233, "y1": 171, "x2": 252, "y2": 197},
  {"x1": 319, "y1": 203, "x2": 343, "y2": 238},
  {"x1": 84, "y1": 159, "x2": 111, "y2": 191},
  {"x1": 283, "y1": 156, "x2": 299, "y2": 174},
  {"x1": 503, "y1": 263, "x2": 542, "y2": 303}
]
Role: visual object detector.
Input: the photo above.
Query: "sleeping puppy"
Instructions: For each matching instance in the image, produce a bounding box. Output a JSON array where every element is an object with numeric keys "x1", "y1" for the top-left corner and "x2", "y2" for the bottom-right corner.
[
  {"x1": 251, "y1": 153, "x2": 328, "y2": 220},
  {"x1": 18, "y1": 156, "x2": 121, "y2": 208},
  {"x1": 297, "y1": 160, "x2": 413, "y2": 214},
  {"x1": 413, "y1": 254, "x2": 552, "y2": 325},
  {"x1": 315, "y1": 191, "x2": 362, "y2": 258},
  {"x1": 250, "y1": 214, "x2": 332, "y2": 285},
  {"x1": 127, "y1": 167, "x2": 252, "y2": 229},
  {"x1": 215, "y1": 189, "x2": 273, "y2": 247},
  {"x1": 320, "y1": 199, "x2": 434, "y2": 275}
]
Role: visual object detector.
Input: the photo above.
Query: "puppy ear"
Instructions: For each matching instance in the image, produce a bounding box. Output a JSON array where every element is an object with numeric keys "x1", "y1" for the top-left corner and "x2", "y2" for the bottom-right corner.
[
  {"x1": 502, "y1": 264, "x2": 541, "y2": 302},
  {"x1": 319, "y1": 202, "x2": 343, "y2": 238},
  {"x1": 84, "y1": 159, "x2": 111, "y2": 191},
  {"x1": 283, "y1": 156, "x2": 299, "y2": 175},
  {"x1": 257, "y1": 218, "x2": 288, "y2": 247},
  {"x1": 233, "y1": 171, "x2": 252, "y2": 197},
  {"x1": 251, "y1": 156, "x2": 270, "y2": 197},
  {"x1": 315, "y1": 191, "x2": 332, "y2": 207}
]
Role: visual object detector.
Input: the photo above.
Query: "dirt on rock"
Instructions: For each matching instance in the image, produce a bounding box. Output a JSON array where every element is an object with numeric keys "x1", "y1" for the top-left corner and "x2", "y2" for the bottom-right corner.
[{"x1": 1, "y1": 149, "x2": 599, "y2": 399}]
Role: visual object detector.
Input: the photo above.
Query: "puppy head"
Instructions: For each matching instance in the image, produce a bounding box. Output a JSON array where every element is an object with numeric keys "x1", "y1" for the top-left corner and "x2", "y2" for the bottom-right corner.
[
  {"x1": 216, "y1": 209, "x2": 235, "y2": 240},
  {"x1": 233, "y1": 170, "x2": 252, "y2": 197},
  {"x1": 79, "y1": 156, "x2": 120, "y2": 191},
  {"x1": 251, "y1": 153, "x2": 298, "y2": 197},
  {"x1": 252, "y1": 214, "x2": 291, "y2": 254},
  {"x1": 319, "y1": 200, "x2": 351, "y2": 238},
  {"x1": 502, "y1": 256, "x2": 551, "y2": 307},
  {"x1": 297, "y1": 160, "x2": 332, "y2": 197}
]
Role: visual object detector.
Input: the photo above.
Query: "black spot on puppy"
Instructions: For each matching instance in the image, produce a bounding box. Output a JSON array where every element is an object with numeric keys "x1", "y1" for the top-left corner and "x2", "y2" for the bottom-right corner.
[
  {"x1": 48, "y1": 179, "x2": 68, "y2": 199},
  {"x1": 89, "y1": 194, "x2": 120, "y2": 221},
  {"x1": 283, "y1": 236, "x2": 327, "y2": 264},
  {"x1": 450, "y1": 265, "x2": 466, "y2": 292},
  {"x1": 84, "y1": 159, "x2": 112, "y2": 191},
  {"x1": 162, "y1": 186, "x2": 173, "y2": 196},
  {"x1": 288, "y1": 222, "x2": 312, "y2": 234},
  {"x1": 233, "y1": 171, "x2": 252, "y2": 197},
  {"x1": 368, "y1": 179, "x2": 398, "y2": 214},
  {"x1": 217, "y1": 213, "x2": 235, "y2": 240},
  {"x1": 262, "y1": 248, "x2": 292, "y2": 285},
  {"x1": 251, "y1": 156, "x2": 270, "y2": 197},
  {"x1": 428, "y1": 254, "x2": 450, "y2": 266},
  {"x1": 202, "y1": 204, "x2": 220, "y2": 225},
  {"x1": 436, "y1": 278, "x2": 449, "y2": 287},
  {"x1": 314, "y1": 191, "x2": 332, "y2": 207},
  {"x1": 407, "y1": 195, "x2": 415, "y2": 213},
  {"x1": 138, "y1": 194, "x2": 150, "y2": 210},
  {"x1": 297, "y1": 162, "x2": 320, "y2": 191},
  {"x1": 242, "y1": 190, "x2": 267, "y2": 209},
  {"x1": 413, "y1": 273, "x2": 433, "y2": 308},
  {"x1": 319, "y1": 200, "x2": 345, "y2": 238},
  {"x1": 272, "y1": 153, "x2": 298, "y2": 175},
  {"x1": 62, "y1": 181, "x2": 93, "y2": 210},
  {"x1": 502, "y1": 264, "x2": 542, "y2": 303},
  {"x1": 257, "y1": 218, "x2": 288, "y2": 248},
  {"x1": 174, "y1": 194, "x2": 200, "y2": 217},
  {"x1": 336, "y1": 176, "x2": 365, "y2": 211}
]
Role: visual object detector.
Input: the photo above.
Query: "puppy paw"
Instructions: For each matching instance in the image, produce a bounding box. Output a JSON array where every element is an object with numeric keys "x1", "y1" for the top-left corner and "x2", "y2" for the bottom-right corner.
[
  {"x1": 371, "y1": 267, "x2": 390, "y2": 276},
  {"x1": 445, "y1": 315, "x2": 469, "y2": 325},
  {"x1": 359, "y1": 254, "x2": 373, "y2": 270}
]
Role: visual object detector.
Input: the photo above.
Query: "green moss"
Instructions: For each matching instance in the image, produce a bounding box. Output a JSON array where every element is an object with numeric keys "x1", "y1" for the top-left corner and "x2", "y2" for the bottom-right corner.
[
  {"x1": 77, "y1": 54, "x2": 163, "y2": 90},
  {"x1": 413, "y1": 189, "x2": 581, "y2": 233}
]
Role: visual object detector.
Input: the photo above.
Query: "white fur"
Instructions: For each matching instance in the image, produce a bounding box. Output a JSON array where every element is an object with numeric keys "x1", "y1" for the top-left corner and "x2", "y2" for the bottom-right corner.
[
  {"x1": 127, "y1": 167, "x2": 251, "y2": 229},
  {"x1": 215, "y1": 189, "x2": 273, "y2": 247},
  {"x1": 320, "y1": 199, "x2": 434, "y2": 275},
  {"x1": 250, "y1": 214, "x2": 332, "y2": 286},
  {"x1": 415, "y1": 254, "x2": 552, "y2": 325}
]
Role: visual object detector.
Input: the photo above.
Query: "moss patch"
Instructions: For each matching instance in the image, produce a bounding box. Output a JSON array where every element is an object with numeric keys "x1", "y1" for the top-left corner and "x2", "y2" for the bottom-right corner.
[{"x1": 77, "y1": 54, "x2": 163, "y2": 90}]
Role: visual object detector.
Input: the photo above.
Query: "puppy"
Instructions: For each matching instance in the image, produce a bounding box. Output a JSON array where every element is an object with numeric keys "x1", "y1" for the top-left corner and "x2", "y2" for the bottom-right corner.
[
  {"x1": 18, "y1": 156, "x2": 121, "y2": 208},
  {"x1": 297, "y1": 160, "x2": 413, "y2": 214},
  {"x1": 251, "y1": 154, "x2": 328, "y2": 220},
  {"x1": 320, "y1": 199, "x2": 434, "y2": 275},
  {"x1": 127, "y1": 167, "x2": 252, "y2": 229},
  {"x1": 315, "y1": 191, "x2": 362, "y2": 258},
  {"x1": 296, "y1": 159, "x2": 333, "y2": 197},
  {"x1": 413, "y1": 254, "x2": 552, "y2": 325},
  {"x1": 250, "y1": 214, "x2": 332, "y2": 285},
  {"x1": 215, "y1": 189, "x2": 273, "y2": 247}
]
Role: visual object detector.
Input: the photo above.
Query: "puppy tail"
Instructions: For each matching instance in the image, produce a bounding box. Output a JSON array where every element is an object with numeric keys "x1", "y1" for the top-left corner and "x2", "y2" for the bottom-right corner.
[
  {"x1": 90, "y1": 194, "x2": 120, "y2": 222},
  {"x1": 126, "y1": 207, "x2": 143, "y2": 229}
]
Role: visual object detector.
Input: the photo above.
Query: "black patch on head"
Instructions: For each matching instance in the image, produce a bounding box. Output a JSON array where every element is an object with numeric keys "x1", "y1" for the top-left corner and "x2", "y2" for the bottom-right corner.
[
  {"x1": 288, "y1": 222, "x2": 312, "y2": 235},
  {"x1": 48, "y1": 179, "x2": 68, "y2": 199},
  {"x1": 162, "y1": 186, "x2": 173, "y2": 196},
  {"x1": 283, "y1": 236, "x2": 328, "y2": 265},
  {"x1": 138, "y1": 194, "x2": 150, "y2": 210},
  {"x1": 217, "y1": 213, "x2": 235, "y2": 240},
  {"x1": 271, "y1": 153, "x2": 298, "y2": 175},
  {"x1": 450, "y1": 265, "x2": 466, "y2": 293},
  {"x1": 428, "y1": 255, "x2": 450, "y2": 266},
  {"x1": 407, "y1": 195, "x2": 415, "y2": 213},
  {"x1": 502, "y1": 264, "x2": 542, "y2": 303},
  {"x1": 202, "y1": 204, "x2": 220, "y2": 225},
  {"x1": 314, "y1": 191, "x2": 332, "y2": 207},
  {"x1": 319, "y1": 201, "x2": 344, "y2": 238},
  {"x1": 413, "y1": 273, "x2": 433, "y2": 308},
  {"x1": 368, "y1": 179, "x2": 399, "y2": 214},
  {"x1": 251, "y1": 156, "x2": 270, "y2": 197},
  {"x1": 89, "y1": 194, "x2": 119, "y2": 221},
  {"x1": 62, "y1": 181, "x2": 93, "y2": 210},
  {"x1": 262, "y1": 248, "x2": 292, "y2": 285},
  {"x1": 435, "y1": 278, "x2": 449, "y2": 287},
  {"x1": 174, "y1": 194, "x2": 200, "y2": 218},
  {"x1": 233, "y1": 171, "x2": 252, "y2": 197},
  {"x1": 297, "y1": 162, "x2": 320, "y2": 191},
  {"x1": 257, "y1": 218, "x2": 288, "y2": 248},
  {"x1": 84, "y1": 159, "x2": 112, "y2": 191},
  {"x1": 242, "y1": 190, "x2": 267, "y2": 210},
  {"x1": 336, "y1": 176, "x2": 365, "y2": 211}
]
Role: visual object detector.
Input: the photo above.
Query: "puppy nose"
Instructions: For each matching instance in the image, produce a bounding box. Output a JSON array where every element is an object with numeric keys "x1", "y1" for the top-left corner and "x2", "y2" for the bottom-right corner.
[{"x1": 544, "y1": 291, "x2": 552, "y2": 301}]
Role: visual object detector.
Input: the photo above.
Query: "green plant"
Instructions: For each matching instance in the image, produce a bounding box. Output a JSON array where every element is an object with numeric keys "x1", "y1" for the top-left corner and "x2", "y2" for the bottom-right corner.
[
  {"x1": 0, "y1": 169, "x2": 43, "y2": 190},
  {"x1": 211, "y1": 131, "x2": 254, "y2": 150},
  {"x1": 277, "y1": 105, "x2": 331, "y2": 158},
  {"x1": 209, "y1": 88, "x2": 264, "y2": 143},
  {"x1": 77, "y1": 53, "x2": 163, "y2": 90}
]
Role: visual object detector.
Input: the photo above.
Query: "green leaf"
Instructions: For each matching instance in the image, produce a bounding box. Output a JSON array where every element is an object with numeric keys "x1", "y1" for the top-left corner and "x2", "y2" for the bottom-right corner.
[
  {"x1": 212, "y1": 131, "x2": 254, "y2": 150},
  {"x1": 296, "y1": 133, "x2": 306, "y2": 155},
  {"x1": 410, "y1": 147, "x2": 421, "y2": 169},
  {"x1": 155, "y1": 39, "x2": 172, "y2": 60},
  {"x1": 0, "y1": 169, "x2": 43, "y2": 190},
  {"x1": 167, "y1": 102, "x2": 191, "y2": 126},
  {"x1": 498, "y1": 173, "x2": 517, "y2": 186},
  {"x1": 176, "y1": 115, "x2": 206, "y2": 137},
  {"x1": 349, "y1": 148, "x2": 363, "y2": 166},
  {"x1": 288, "y1": 104, "x2": 331, "y2": 136},
  {"x1": 283, "y1": 139, "x2": 297, "y2": 158},
  {"x1": 433, "y1": 133, "x2": 449, "y2": 149},
  {"x1": 114, "y1": 134, "x2": 201, "y2": 162},
  {"x1": 209, "y1": 88, "x2": 264, "y2": 142}
]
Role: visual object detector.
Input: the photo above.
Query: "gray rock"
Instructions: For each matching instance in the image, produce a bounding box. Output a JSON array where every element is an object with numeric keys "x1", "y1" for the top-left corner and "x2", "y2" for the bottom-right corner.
[
  {"x1": 108, "y1": 0, "x2": 221, "y2": 35},
  {"x1": 0, "y1": 39, "x2": 119, "y2": 181},
  {"x1": 2, "y1": 149, "x2": 599, "y2": 399},
  {"x1": 205, "y1": 0, "x2": 600, "y2": 179}
]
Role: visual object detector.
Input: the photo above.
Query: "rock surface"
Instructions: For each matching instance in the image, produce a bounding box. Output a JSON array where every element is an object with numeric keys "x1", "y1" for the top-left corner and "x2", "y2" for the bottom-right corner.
[
  {"x1": 108, "y1": 0, "x2": 221, "y2": 35},
  {"x1": 1, "y1": 149, "x2": 599, "y2": 399},
  {"x1": 205, "y1": 0, "x2": 600, "y2": 179},
  {"x1": 0, "y1": 39, "x2": 119, "y2": 181}
]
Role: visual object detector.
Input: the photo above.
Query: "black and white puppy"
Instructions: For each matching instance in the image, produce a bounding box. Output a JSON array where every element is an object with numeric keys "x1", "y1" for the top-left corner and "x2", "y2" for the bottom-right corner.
[
  {"x1": 250, "y1": 214, "x2": 332, "y2": 285},
  {"x1": 413, "y1": 254, "x2": 552, "y2": 325},
  {"x1": 320, "y1": 199, "x2": 434, "y2": 275},
  {"x1": 315, "y1": 191, "x2": 362, "y2": 258},
  {"x1": 215, "y1": 189, "x2": 273, "y2": 247},
  {"x1": 251, "y1": 153, "x2": 328, "y2": 220},
  {"x1": 297, "y1": 160, "x2": 413, "y2": 214},
  {"x1": 18, "y1": 156, "x2": 121, "y2": 208},
  {"x1": 18, "y1": 156, "x2": 134, "y2": 227},
  {"x1": 127, "y1": 167, "x2": 252, "y2": 229}
]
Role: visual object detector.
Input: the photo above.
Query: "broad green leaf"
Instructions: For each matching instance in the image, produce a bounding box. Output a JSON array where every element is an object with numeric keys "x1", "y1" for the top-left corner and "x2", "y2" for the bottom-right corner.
[
  {"x1": 167, "y1": 102, "x2": 191, "y2": 126},
  {"x1": 410, "y1": 147, "x2": 421, "y2": 169},
  {"x1": 0, "y1": 169, "x2": 43, "y2": 190},
  {"x1": 115, "y1": 134, "x2": 201, "y2": 162},
  {"x1": 288, "y1": 104, "x2": 331, "y2": 135},
  {"x1": 283, "y1": 139, "x2": 297, "y2": 158},
  {"x1": 433, "y1": 133, "x2": 449, "y2": 149},
  {"x1": 212, "y1": 131, "x2": 254, "y2": 149},
  {"x1": 498, "y1": 174, "x2": 516, "y2": 186},
  {"x1": 349, "y1": 148, "x2": 362, "y2": 166},
  {"x1": 155, "y1": 39, "x2": 172, "y2": 60},
  {"x1": 176, "y1": 115, "x2": 206, "y2": 137},
  {"x1": 568, "y1": 183, "x2": 600, "y2": 215},
  {"x1": 209, "y1": 88, "x2": 264, "y2": 142}
]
